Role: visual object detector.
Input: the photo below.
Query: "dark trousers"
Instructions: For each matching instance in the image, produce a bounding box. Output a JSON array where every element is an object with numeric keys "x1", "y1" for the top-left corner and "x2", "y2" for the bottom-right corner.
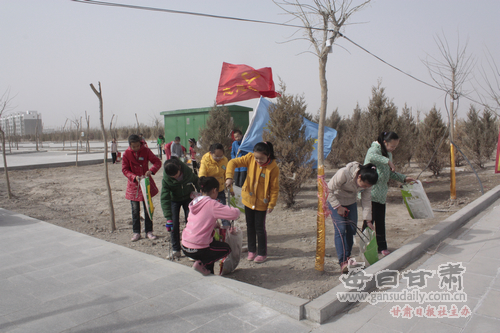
[
  {"x1": 158, "y1": 146, "x2": 162, "y2": 160},
  {"x1": 131, "y1": 200, "x2": 152, "y2": 234},
  {"x1": 171, "y1": 199, "x2": 191, "y2": 251},
  {"x1": 192, "y1": 161, "x2": 199, "y2": 175},
  {"x1": 245, "y1": 206, "x2": 267, "y2": 256},
  {"x1": 181, "y1": 240, "x2": 231, "y2": 274},
  {"x1": 217, "y1": 191, "x2": 230, "y2": 227},
  {"x1": 234, "y1": 170, "x2": 247, "y2": 188},
  {"x1": 363, "y1": 201, "x2": 388, "y2": 251},
  {"x1": 111, "y1": 153, "x2": 117, "y2": 164}
]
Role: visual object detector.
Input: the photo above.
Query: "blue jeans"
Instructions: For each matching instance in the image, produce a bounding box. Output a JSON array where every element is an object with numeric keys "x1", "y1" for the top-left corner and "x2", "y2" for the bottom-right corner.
[
  {"x1": 171, "y1": 199, "x2": 191, "y2": 251},
  {"x1": 328, "y1": 202, "x2": 357, "y2": 264},
  {"x1": 217, "y1": 191, "x2": 231, "y2": 228}
]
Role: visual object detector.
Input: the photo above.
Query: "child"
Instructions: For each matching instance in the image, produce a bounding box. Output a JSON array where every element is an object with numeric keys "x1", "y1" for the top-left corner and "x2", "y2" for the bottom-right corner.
[
  {"x1": 170, "y1": 136, "x2": 185, "y2": 159},
  {"x1": 363, "y1": 132, "x2": 415, "y2": 256},
  {"x1": 161, "y1": 157, "x2": 199, "y2": 259},
  {"x1": 199, "y1": 143, "x2": 233, "y2": 227},
  {"x1": 164, "y1": 140, "x2": 173, "y2": 160},
  {"x1": 327, "y1": 162, "x2": 378, "y2": 273},
  {"x1": 157, "y1": 135, "x2": 165, "y2": 159},
  {"x1": 225, "y1": 142, "x2": 279, "y2": 263},
  {"x1": 181, "y1": 176, "x2": 241, "y2": 275},
  {"x1": 188, "y1": 138, "x2": 198, "y2": 174},
  {"x1": 122, "y1": 134, "x2": 162, "y2": 241},
  {"x1": 110, "y1": 138, "x2": 118, "y2": 164},
  {"x1": 231, "y1": 130, "x2": 249, "y2": 187}
]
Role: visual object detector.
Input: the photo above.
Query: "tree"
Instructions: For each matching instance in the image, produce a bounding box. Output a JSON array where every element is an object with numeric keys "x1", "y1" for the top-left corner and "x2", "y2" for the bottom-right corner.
[
  {"x1": 70, "y1": 117, "x2": 81, "y2": 166},
  {"x1": 352, "y1": 82, "x2": 399, "y2": 163},
  {"x1": 151, "y1": 115, "x2": 164, "y2": 138},
  {"x1": 263, "y1": 82, "x2": 315, "y2": 207},
  {"x1": 422, "y1": 33, "x2": 475, "y2": 198},
  {"x1": 325, "y1": 108, "x2": 345, "y2": 167},
  {"x1": 0, "y1": 89, "x2": 14, "y2": 199},
  {"x1": 461, "y1": 106, "x2": 498, "y2": 168},
  {"x1": 394, "y1": 104, "x2": 418, "y2": 168},
  {"x1": 85, "y1": 111, "x2": 90, "y2": 153},
  {"x1": 277, "y1": 0, "x2": 371, "y2": 271},
  {"x1": 91, "y1": 82, "x2": 116, "y2": 231},
  {"x1": 275, "y1": 0, "x2": 370, "y2": 168},
  {"x1": 198, "y1": 103, "x2": 233, "y2": 159},
  {"x1": 415, "y1": 107, "x2": 448, "y2": 176}
]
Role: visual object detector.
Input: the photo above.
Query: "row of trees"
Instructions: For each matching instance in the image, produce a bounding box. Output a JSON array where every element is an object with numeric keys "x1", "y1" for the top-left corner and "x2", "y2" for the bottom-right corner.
[
  {"x1": 199, "y1": 81, "x2": 498, "y2": 208},
  {"x1": 326, "y1": 83, "x2": 498, "y2": 175}
]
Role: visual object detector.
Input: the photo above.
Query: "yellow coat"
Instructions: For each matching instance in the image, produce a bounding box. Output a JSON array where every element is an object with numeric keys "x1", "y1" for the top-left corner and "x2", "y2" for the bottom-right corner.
[
  {"x1": 199, "y1": 152, "x2": 228, "y2": 192},
  {"x1": 226, "y1": 153, "x2": 279, "y2": 211}
]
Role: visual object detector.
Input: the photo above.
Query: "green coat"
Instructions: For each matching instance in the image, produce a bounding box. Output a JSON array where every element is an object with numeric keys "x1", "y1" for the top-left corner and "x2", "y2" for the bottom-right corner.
[
  {"x1": 160, "y1": 161, "x2": 199, "y2": 220},
  {"x1": 364, "y1": 141, "x2": 406, "y2": 204}
]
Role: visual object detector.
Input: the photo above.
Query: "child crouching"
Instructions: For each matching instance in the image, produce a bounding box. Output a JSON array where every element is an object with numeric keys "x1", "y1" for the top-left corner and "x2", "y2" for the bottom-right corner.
[{"x1": 181, "y1": 177, "x2": 240, "y2": 275}]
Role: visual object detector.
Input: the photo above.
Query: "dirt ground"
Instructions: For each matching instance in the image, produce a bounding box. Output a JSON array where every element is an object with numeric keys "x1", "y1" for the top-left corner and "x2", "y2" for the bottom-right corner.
[{"x1": 1, "y1": 159, "x2": 499, "y2": 300}]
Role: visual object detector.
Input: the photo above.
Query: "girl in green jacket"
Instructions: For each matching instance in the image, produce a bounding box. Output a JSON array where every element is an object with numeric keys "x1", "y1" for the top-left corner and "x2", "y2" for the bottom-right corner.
[{"x1": 363, "y1": 132, "x2": 415, "y2": 256}]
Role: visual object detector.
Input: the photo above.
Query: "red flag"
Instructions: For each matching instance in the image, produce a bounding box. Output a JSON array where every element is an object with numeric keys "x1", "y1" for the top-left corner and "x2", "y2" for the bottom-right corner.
[{"x1": 216, "y1": 62, "x2": 279, "y2": 105}]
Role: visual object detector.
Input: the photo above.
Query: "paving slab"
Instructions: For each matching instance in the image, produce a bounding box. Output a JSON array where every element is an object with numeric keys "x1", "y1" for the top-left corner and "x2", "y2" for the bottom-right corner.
[{"x1": 0, "y1": 208, "x2": 317, "y2": 333}]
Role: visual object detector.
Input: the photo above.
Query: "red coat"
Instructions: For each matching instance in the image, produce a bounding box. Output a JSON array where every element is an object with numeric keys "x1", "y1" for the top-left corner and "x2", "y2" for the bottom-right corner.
[
  {"x1": 122, "y1": 142, "x2": 162, "y2": 201},
  {"x1": 164, "y1": 141, "x2": 173, "y2": 160}
]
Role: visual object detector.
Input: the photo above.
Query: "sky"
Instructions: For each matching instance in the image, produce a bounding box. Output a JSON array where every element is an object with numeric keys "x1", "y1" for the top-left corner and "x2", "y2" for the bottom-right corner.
[{"x1": 1, "y1": 0, "x2": 499, "y2": 130}]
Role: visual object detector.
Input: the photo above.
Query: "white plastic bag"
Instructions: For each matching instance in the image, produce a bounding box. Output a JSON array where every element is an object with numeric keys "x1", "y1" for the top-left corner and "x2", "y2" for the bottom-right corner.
[
  {"x1": 219, "y1": 226, "x2": 243, "y2": 275},
  {"x1": 401, "y1": 180, "x2": 434, "y2": 219}
]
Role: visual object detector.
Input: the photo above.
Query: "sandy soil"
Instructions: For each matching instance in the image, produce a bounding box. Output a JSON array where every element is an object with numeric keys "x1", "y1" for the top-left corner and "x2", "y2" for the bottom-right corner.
[{"x1": 1, "y1": 160, "x2": 499, "y2": 300}]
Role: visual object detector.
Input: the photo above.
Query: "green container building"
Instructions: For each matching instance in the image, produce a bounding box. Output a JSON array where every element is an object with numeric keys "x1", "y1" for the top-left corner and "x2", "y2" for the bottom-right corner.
[{"x1": 160, "y1": 105, "x2": 252, "y2": 148}]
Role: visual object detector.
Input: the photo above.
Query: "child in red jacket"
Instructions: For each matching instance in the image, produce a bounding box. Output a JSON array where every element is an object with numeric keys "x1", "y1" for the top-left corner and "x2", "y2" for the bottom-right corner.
[{"x1": 122, "y1": 134, "x2": 162, "y2": 242}]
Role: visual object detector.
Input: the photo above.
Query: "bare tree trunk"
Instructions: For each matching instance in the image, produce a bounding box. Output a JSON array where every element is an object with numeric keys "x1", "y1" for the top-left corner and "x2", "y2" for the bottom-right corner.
[
  {"x1": 135, "y1": 113, "x2": 140, "y2": 134},
  {"x1": 79, "y1": 117, "x2": 83, "y2": 150},
  {"x1": 449, "y1": 70, "x2": 457, "y2": 200},
  {"x1": 72, "y1": 118, "x2": 80, "y2": 166},
  {"x1": 0, "y1": 129, "x2": 12, "y2": 199},
  {"x1": 62, "y1": 119, "x2": 68, "y2": 151},
  {"x1": 35, "y1": 114, "x2": 39, "y2": 152},
  {"x1": 6, "y1": 119, "x2": 12, "y2": 154},
  {"x1": 13, "y1": 120, "x2": 18, "y2": 150},
  {"x1": 85, "y1": 111, "x2": 90, "y2": 153},
  {"x1": 91, "y1": 82, "x2": 116, "y2": 231}
]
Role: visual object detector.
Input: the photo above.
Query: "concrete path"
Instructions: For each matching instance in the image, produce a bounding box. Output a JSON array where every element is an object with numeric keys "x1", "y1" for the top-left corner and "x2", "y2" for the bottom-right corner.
[
  {"x1": 0, "y1": 209, "x2": 315, "y2": 333},
  {"x1": 2, "y1": 200, "x2": 499, "y2": 332}
]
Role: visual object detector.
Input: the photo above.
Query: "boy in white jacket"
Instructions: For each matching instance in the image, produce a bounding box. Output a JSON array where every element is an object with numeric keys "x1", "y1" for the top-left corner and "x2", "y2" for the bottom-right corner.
[{"x1": 181, "y1": 176, "x2": 240, "y2": 275}]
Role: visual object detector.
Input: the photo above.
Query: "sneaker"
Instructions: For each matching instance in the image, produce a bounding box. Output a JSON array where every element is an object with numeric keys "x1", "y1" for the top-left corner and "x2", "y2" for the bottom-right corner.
[
  {"x1": 381, "y1": 250, "x2": 391, "y2": 256},
  {"x1": 146, "y1": 232, "x2": 157, "y2": 240},
  {"x1": 192, "y1": 261, "x2": 210, "y2": 276},
  {"x1": 247, "y1": 252, "x2": 256, "y2": 261},
  {"x1": 131, "y1": 233, "x2": 141, "y2": 242},
  {"x1": 188, "y1": 257, "x2": 196, "y2": 261},
  {"x1": 168, "y1": 251, "x2": 181, "y2": 260},
  {"x1": 254, "y1": 255, "x2": 267, "y2": 263}
]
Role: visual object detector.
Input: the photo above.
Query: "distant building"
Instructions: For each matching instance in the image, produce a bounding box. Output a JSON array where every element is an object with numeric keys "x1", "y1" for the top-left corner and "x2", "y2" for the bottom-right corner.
[{"x1": 0, "y1": 111, "x2": 43, "y2": 136}]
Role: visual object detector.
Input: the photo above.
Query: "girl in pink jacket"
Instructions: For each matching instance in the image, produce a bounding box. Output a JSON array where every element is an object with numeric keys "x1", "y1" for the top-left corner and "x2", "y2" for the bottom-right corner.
[{"x1": 181, "y1": 177, "x2": 240, "y2": 275}]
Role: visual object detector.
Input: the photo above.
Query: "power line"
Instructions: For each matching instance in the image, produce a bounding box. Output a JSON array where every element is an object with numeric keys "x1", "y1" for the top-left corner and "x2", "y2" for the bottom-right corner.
[
  {"x1": 70, "y1": 0, "x2": 317, "y2": 31},
  {"x1": 72, "y1": 0, "x2": 444, "y2": 93}
]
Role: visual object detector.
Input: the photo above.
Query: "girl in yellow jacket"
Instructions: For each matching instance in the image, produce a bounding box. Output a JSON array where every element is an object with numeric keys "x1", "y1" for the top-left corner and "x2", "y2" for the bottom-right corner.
[
  {"x1": 226, "y1": 142, "x2": 279, "y2": 263},
  {"x1": 199, "y1": 143, "x2": 233, "y2": 227}
]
